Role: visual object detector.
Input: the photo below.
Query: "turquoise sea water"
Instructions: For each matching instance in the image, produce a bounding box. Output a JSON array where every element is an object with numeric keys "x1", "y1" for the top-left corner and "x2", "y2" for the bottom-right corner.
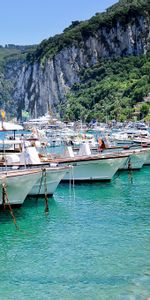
[{"x1": 0, "y1": 167, "x2": 149, "y2": 300}]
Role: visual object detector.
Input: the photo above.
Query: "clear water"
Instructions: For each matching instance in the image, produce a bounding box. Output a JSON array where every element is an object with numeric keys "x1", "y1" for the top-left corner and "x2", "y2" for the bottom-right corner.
[{"x1": 0, "y1": 167, "x2": 149, "y2": 300}]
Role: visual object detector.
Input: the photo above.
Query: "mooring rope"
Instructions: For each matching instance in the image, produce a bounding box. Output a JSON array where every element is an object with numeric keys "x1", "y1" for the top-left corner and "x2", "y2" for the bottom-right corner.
[
  {"x1": 71, "y1": 166, "x2": 76, "y2": 202},
  {"x1": 35, "y1": 168, "x2": 49, "y2": 213},
  {"x1": 35, "y1": 169, "x2": 44, "y2": 205},
  {"x1": 2, "y1": 179, "x2": 19, "y2": 230},
  {"x1": 69, "y1": 165, "x2": 73, "y2": 203},
  {"x1": 128, "y1": 156, "x2": 133, "y2": 183},
  {"x1": 68, "y1": 165, "x2": 76, "y2": 204},
  {"x1": 43, "y1": 169, "x2": 49, "y2": 214}
]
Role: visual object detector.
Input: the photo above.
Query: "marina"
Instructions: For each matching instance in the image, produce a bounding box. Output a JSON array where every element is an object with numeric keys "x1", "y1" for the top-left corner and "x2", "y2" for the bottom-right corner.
[
  {"x1": 0, "y1": 120, "x2": 149, "y2": 299},
  {"x1": 0, "y1": 0, "x2": 150, "y2": 298},
  {"x1": 0, "y1": 121, "x2": 150, "y2": 200}
]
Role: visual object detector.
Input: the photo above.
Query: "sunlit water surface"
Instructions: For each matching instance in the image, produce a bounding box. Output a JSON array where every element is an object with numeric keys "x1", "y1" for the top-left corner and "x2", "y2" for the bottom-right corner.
[{"x1": 0, "y1": 167, "x2": 149, "y2": 300}]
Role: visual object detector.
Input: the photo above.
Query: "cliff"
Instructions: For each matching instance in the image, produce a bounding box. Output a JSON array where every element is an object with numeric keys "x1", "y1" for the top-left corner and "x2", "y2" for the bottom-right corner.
[{"x1": 1, "y1": 0, "x2": 150, "y2": 119}]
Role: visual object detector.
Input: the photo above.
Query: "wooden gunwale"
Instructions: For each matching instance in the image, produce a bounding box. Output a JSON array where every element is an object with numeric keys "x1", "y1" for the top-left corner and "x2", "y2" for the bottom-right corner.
[
  {"x1": 0, "y1": 168, "x2": 42, "y2": 179},
  {"x1": 44, "y1": 154, "x2": 129, "y2": 164},
  {"x1": 0, "y1": 165, "x2": 70, "y2": 178}
]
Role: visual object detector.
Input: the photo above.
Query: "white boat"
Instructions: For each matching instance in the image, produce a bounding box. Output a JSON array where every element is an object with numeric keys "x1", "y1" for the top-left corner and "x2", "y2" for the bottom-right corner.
[
  {"x1": 87, "y1": 141, "x2": 150, "y2": 170},
  {"x1": 0, "y1": 169, "x2": 42, "y2": 206},
  {"x1": 29, "y1": 165, "x2": 71, "y2": 196},
  {"x1": 47, "y1": 144, "x2": 128, "y2": 181},
  {"x1": 60, "y1": 155, "x2": 128, "y2": 181},
  {"x1": 97, "y1": 146, "x2": 150, "y2": 170},
  {"x1": 144, "y1": 153, "x2": 150, "y2": 165},
  {"x1": 133, "y1": 137, "x2": 150, "y2": 145},
  {"x1": 110, "y1": 132, "x2": 134, "y2": 145},
  {"x1": 4, "y1": 142, "x2": 127, "y2": 182},
  {"x1": 118, "y1": 149, "x2": 150, "y2": 170},
  {"x1": 0, "y1": 121, "x2": 23, "y2": 131},
  {"x1": 141, "y1": 147, "x2": 150, "y2": 165},
  {"x1": 110, "y1": 128, "x2": 150, "y2": 146},
  {"x1": 0, "y1": 146, "x2": 71, "y2": 197},
  {"x1": 72, "y1": 133, "x2": 97, "y2": 147}
]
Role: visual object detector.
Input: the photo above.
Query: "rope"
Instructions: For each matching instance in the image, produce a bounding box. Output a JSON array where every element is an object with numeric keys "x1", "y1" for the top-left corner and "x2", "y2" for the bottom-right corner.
[
  {"x1": 34, "y1": 168, "x2": 49, "y2": 213},
  {"x1": 68, "y1": 166, "x2": 76, "y2": 204},
  {"x1": 35, "y1": 169, "x2": 44, "y2": 205},
  {"x1": 128, "y1": 156, "x2": 133, "y2": 183},
  {"x1": 69, "y1": 166, "x2": 72, "y2": 203},
  {"x1": 2, "y1": 181, "x2": 19, "y2": 230},
  {"x1": 114, "y1": 168, "x2": 121, "y2": 180},
  {"x1": 43, "y1": 169, "x2": 49, "y2": 214},
  {"x1": 71, "y1": 166, "x2": 76, "y2": 202}
]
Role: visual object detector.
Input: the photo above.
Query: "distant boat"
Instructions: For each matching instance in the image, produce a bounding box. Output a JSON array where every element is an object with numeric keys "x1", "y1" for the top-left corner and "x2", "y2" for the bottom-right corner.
[{"x1": 0, "y1": 121, "x2": 23, "y2": 131}]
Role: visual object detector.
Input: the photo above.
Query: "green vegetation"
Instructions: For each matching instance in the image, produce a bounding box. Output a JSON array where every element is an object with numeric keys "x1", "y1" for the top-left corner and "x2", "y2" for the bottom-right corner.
[
  {"x1": 61, "y1": 52, "x2": 150, "y2": 122},
  {"x1": 0, "y1": 45, "x2": 36, "y2": 67},
  {"x1": 27, "y1": 0, "x2": 150, "y2": 63}
]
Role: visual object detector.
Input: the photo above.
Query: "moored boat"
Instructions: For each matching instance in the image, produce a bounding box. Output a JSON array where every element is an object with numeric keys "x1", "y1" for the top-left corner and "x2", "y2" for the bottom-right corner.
[
  {"x1": 0, "y1": 169, "x2": 42, "y2": 206},
  {"x1": 47, "y1": 153, "x2": 129, "y2": 181},
  {"x1": 0, "y1": 143, "x2": 129, "y2": 182},
  {"x1": 140, "y1": 148, "x2": 150, "y2": 166},
  {"x1": 29, "y1": 165, "x2": 71, "y2": 196},
  {"x1": 118, "y1": 148, "x2": 150, "y2": 170}
]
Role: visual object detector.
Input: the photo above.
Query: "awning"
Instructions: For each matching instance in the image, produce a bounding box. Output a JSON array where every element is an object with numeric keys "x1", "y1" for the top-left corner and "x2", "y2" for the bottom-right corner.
[{"x1": 0, "y1": 121, "x2": 23, "y2": 131}]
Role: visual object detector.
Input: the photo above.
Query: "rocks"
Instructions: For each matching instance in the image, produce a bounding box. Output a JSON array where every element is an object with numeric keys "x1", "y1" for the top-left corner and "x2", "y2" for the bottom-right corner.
[{"x1": 3, "y1": 14, "x2": 150, "y2": 118}]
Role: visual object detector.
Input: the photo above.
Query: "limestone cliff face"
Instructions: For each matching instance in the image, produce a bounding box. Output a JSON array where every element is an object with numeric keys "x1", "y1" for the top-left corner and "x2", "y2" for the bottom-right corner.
[{"x1": 8, "y1": 14, "x2": 150, "y2": 118}]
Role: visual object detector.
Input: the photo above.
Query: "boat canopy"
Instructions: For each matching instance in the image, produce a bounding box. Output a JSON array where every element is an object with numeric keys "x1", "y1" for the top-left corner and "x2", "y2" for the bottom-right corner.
[{"x1": 0, "y1": 121, "x2": 23, "y2": 131}]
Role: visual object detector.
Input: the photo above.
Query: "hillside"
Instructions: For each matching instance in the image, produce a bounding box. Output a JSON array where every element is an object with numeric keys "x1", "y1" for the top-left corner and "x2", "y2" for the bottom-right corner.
[
  {"x1": 62, "y1": 52, "x2": 150, "y2": 122},
  {"x1": 28, "y1": 0, "x2": 150, "y2": 63},
  {"x1": 0, "y1": 0, "x2": 150, "y2": 121}
]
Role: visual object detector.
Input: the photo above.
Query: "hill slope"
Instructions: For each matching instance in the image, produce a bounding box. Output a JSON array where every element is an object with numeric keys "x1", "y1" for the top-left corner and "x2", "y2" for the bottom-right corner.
[
  {"x1": 62, "y1": 52, "x2": 150, "y2": 122},
  {"x1": 28, "y1": 0, "x2": 150, "y2": 63},
  {"x1": 0, "y1": 0, "x2": 150, "y2": 120}
]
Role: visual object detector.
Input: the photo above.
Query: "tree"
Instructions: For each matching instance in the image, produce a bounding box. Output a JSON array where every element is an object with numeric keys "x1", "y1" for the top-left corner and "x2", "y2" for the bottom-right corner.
[{"x1": 140, "y1": 103, "x2": 150, "y2": 119}]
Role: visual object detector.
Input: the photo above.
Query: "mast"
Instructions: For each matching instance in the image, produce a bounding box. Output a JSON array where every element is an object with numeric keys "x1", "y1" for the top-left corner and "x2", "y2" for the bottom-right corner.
[{"x1": 0, "y1": 110, "x2": 7, "y2": 172}]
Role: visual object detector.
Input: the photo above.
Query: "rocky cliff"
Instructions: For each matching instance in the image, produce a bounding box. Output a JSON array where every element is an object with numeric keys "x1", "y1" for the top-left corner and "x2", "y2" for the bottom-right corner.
[{"x1": 2, "y1": 0, "x2": 150, "y2": 119}]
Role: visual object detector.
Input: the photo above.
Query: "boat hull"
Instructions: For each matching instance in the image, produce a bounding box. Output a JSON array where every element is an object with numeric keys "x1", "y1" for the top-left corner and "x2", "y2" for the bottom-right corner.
[
  {"x1": 61, "y1": 157, "x2": 128, "y2": 181},
  {"x1": 119, "y1": 151, "x2": 149, "y2": 170},
  {"x1": 0, "y1": 170, "x2": 42, "y2": 206},
  {"x1": 29, "y1": 167, "x2": 69, "y2": 196},
  {"x1": 143, "y1": 150, "x2": 150, "y2": 165}
]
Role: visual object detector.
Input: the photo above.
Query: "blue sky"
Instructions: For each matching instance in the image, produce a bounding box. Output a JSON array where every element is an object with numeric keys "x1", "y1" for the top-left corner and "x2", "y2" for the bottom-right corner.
[{"x1": 1, "y1": 0, "x2": 118, "y2": 46}]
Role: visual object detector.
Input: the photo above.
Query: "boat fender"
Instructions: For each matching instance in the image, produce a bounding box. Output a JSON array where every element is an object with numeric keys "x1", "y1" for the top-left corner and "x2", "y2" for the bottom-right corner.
[{"x1": 50, "y1": 163, "x2": 58, "y2": 167}]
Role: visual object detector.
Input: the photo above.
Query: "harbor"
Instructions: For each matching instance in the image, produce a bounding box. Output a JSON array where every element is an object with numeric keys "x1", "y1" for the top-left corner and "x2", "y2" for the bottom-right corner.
[
  {"x1": 0, "y1": 117, "x2": 149, "y2": 298},
  {"x1": 0, "y1": 118, "x2": 150, "y2": 205},
  {"x1": 0, "y1": 0, "x2": 150, "y2": 298}
]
